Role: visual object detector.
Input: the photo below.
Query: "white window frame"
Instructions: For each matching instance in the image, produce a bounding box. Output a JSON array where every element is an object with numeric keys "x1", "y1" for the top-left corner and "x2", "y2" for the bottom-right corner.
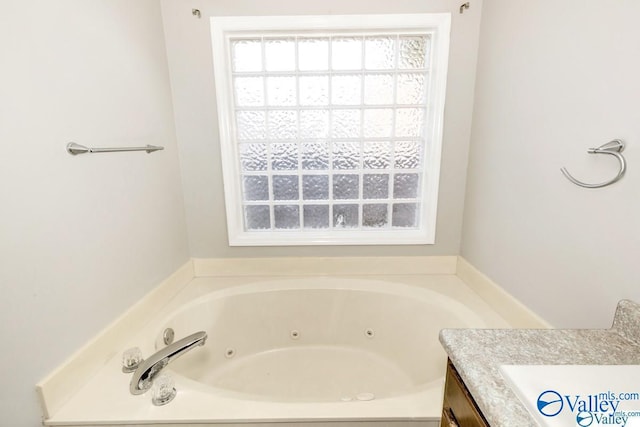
[{"x1": 210, "y1": 13, "x2": 451, "y2": 246}]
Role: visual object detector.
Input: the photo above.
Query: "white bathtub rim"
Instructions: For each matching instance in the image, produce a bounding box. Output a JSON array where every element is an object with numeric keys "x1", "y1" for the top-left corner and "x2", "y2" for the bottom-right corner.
[
  {"x1": 47, "y1": 343, "x2": 447, "y2": 424},
  {"x1": 47, "y1": 350, "x2": 446, "y2": 426},
  {"x1": 154, "y1": 276, "x2": 492, "y2": 332}
]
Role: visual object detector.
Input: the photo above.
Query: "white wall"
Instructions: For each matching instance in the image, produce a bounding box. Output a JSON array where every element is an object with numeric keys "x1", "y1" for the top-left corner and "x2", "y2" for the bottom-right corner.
[
  {"x1": 462, "y1": 0, "x2": 640, "y2": 328},
  {"x1": 0, "y1": 1, "x2": 189, "y2": 425},
  {"x1": 161, "y1": 0, "x2": 483, "y2": 257}
]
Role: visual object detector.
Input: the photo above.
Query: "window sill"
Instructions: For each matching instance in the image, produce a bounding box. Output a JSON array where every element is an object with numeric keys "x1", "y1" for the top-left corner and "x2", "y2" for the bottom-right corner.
[{"x1": 228, "y1": 229, "x2": 434, "y2": 246}]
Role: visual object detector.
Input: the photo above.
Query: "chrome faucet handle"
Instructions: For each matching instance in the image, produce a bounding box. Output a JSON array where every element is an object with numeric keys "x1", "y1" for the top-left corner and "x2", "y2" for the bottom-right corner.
[
  {"x1": 121, "y1": 347, "x2": 143, "y2": 373},
  {"x1": 151, "y1": 373, "x2": 177, "y2": 406}
]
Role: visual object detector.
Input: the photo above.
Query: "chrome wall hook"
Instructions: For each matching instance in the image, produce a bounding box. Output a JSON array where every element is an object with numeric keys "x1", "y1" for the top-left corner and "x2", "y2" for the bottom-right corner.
[{"x1": 561, "y1": 139, "x2": 626, "y2": 189}]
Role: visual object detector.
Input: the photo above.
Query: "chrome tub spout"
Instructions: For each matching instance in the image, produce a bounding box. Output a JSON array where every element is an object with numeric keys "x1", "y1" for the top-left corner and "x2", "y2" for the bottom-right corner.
[{"x1": 129, "y1": 331, "x2": 207, "y2": 395}]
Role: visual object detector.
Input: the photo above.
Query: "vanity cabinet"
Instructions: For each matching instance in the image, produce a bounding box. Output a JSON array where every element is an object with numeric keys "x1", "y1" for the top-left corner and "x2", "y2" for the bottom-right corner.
[{"x1": 441, "y1": 359, "x2": 490, "y2": 427}]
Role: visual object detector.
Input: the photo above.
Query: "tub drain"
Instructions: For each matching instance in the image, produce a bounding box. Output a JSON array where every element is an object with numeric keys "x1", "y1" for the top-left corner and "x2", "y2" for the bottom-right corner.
[
  {"x1": 356, "y1": 392, "x2": 375, "y2": 401},
  {"x1": 290, "y1": 330, "x2": 300, "y2": 340},
  {"x1": 364, "y1": 328, "x2": 375, "y2": 338},
  {"x1": 225, "y1": 348, "x2": 235, "y2": 358}
]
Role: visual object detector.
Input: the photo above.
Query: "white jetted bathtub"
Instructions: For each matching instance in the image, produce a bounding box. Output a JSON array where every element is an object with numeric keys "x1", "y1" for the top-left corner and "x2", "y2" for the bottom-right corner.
[
  {"x1": 46, "y1": 276, "x2": 510, "y2": 426},
  {"x1": 152, "y1": 277, "x2": 508, "y2": 424}
]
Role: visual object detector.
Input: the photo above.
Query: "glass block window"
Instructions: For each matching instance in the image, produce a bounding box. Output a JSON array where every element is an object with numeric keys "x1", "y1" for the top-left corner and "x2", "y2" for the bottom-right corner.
[{"x1": 211, "y1": 14, "x2": 451, "y2": 245}]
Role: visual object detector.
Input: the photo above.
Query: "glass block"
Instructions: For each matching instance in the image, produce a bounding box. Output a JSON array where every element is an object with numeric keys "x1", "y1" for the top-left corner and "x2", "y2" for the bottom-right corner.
[
  {"x1": 271, "y1": 143, "x2": 299, "y2": 170},
  {"x1": 331, "y1": 75, "x2": 362, "y2": 105},
  {"x1": 303, "y1": 205, "x2": 330, "y2": 229},
  {"x1": 265, "y1": 38, "x2": 296, "y2": 72},
  {"x1": 266, "y1": 76, "x2": 296, "y2": 106},
  {"x1": 274, "y1": 205, "x2": 300, "y2": 229},
  {"x1": 299, "y1": 76, "x2": 329, "y2": 106},
  {"x1": 392, "y1": 203, "x2": 418, "y2": 228},
  {"x1": 333, "y1": 174, "x2": 360, "y2": 200},
  {"x1": 331, "y1": 38, "x2": 363, "y2": 70},
  {"x1": 399, "y1": 36, "x2": 430, "y2": 69},
  {"x1": 299, "y1": 110, "x2": 329, "y2": 139},
  {"x1": 273, "y1": 175, "x2": 299, "y2": 200},
  {"x1": 363, "y1": 109, "x2": 393, "y2": 138},
  {"x1": 363, "y1": 142, "x2": 391, "y2": 169},
  {"x1": 333, "y1": 204, "x2": 359, "y2": 228},
  {"x1": 363, "y1": 174, "x2": 389, "y2": 199},
  {"x1": 267, "y1": 110, "x2": 297, "y2": 140},
  {"x1": 364, "y1": 37, "x2": 396, "y2": 70},
  {"x1": 235, "y1": 110, "x2": 266, "y2": 141},
  {"x1": 231, "y1": 39, "x2": 262, "y2": 72},
  {"x1": 331, "y1": 109, "x2": 361, "y2": 139},
  {"x1": 394, "y1": 141, "x2": 422, "y2": 169},
  {"x1": 240, "y1": 143, "x2": 268, "y2": 171},
  {"x1": 364, "y1": 74, "x2": 394, "y2": 105},
  {"x1": 393, "y1": 173, "x2": 420, "y2": 198},
  {"x1": 395, "y1": 108, "x2": 425, "y2": 138},
  {"x1": 298, "y1": 38, "x2": 329, "y2": 71},
  {"x1": 242, "y1": 175, "x2": 269, "y2": 201},
  {"x1": 302, "y1": 142, "x2": 329, "y2": 170},
  {"x1": 234, "y1": 76, "x2": 264, "y2": 107},
  {"x1": 396, "y1": 73, "x2": 426, "y2": 105},
  {"x1": 332, "y1": 142, "x2": 360, "y2": 170},
  {"x1": 362, "y1": 203, "x2": 388, "y2": 228},
  {"x1": 302, "y1": 175, "x2": 329, "y2": 200},
  {"x1": 245, "y1": 205, "x2": 270, "y2": 230}
]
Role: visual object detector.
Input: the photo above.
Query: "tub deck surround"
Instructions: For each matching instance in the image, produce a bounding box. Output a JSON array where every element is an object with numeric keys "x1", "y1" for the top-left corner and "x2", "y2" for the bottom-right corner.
[
  {"x1": 454, "y1": 257, "x2": 550, "y2": 329},
  {"x1": 192, "y1": 256, "x2": 458, "y2": 277},
  {"x1": 439, "y1": 300, "x2": 640, "y2": 427},
  {"x1": 36, "y1": 256, "x2": 546, "y2": 426},
  {"x1": 35, "y1": 260, "x2": 196, "y2": 420},
  {"x1": 36, "y1": 256, "x2": 457, "y2": 419},
  {"x1": 41, "y1": 274, "x2": 512, "y2": 426}
]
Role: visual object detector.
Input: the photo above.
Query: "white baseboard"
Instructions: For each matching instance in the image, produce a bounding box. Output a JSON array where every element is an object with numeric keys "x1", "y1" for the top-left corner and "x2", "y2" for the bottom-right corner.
[
  {"x1": 193, "y1": 256, "x2": 458, "y2": 277},
  {"x1": 456, "y1": 257, "x2": 551, "y2": 328},
  {"x1": 36, "y1": 260, "x2": 194, "y2": 421}
]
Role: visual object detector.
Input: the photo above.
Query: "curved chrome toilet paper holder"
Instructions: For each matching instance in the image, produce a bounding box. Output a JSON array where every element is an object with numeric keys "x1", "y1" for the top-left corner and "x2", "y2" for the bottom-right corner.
[{"x1": 561, "y1": 139, "x2": 626, "y2": 189}]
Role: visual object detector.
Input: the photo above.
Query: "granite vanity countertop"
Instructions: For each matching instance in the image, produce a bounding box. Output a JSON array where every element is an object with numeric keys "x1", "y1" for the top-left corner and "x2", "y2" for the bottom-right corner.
[{"x1": 439, "y1": 299, "x2": 640, "y2": 427}]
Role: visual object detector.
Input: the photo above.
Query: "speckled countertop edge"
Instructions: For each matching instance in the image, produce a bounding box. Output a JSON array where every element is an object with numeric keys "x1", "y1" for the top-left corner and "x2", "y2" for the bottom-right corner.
[
  {"x1": 439, "y1": 300, "x2": 640, "y2": 427},
  {"x1": 612, "y1": 299, "x2": 640, "y2": 345}
]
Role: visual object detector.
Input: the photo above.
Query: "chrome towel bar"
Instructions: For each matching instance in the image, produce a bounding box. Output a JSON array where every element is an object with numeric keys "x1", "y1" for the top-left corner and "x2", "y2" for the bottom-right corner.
[
  {"x1": 66, "y1": 142, "x2": 164, "y2": 156},
  {"x1": 561, "y1": 139, "x2": 626, "y2": 189}
]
